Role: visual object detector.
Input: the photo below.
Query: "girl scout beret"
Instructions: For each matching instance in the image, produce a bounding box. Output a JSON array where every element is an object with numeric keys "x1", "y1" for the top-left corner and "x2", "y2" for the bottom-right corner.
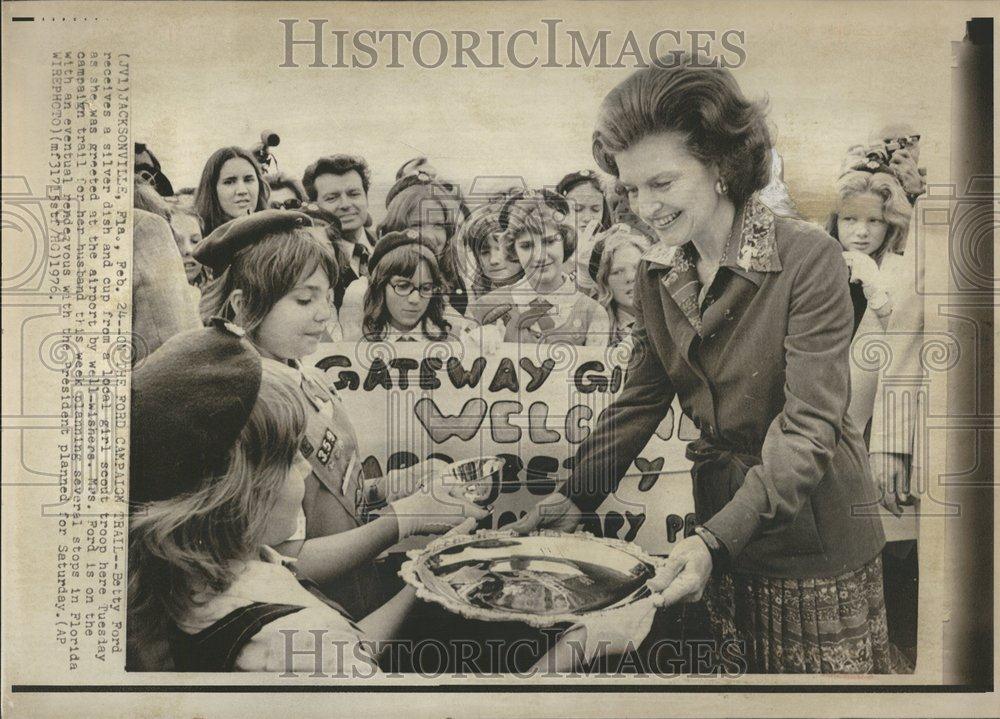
[
  {"x1": 193, "y1": 209, "x2": 313, "y2": 273},
  {"x1": 368, "y1": 229, "x2": 425, "y2": 274},
  {"x1": 129, "y1": 319, "x2": 262, "y2": 504}
]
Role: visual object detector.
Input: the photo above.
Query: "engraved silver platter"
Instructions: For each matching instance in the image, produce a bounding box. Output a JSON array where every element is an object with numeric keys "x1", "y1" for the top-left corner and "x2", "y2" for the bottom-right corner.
[{"x1": 400, "y1": 530, "x2": 660, "y2": 626}]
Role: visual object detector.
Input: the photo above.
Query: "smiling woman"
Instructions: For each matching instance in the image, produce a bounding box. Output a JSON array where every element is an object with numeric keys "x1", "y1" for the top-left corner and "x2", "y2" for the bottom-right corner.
[{"x1": 518, "y1": 53, "x2": 909, "y2": 674}]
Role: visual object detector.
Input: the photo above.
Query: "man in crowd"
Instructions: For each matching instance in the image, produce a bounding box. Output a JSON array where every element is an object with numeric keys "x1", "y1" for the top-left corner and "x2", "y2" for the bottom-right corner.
[{"x1": 302, "y1": 155, "x2": 376, "y2": 285}]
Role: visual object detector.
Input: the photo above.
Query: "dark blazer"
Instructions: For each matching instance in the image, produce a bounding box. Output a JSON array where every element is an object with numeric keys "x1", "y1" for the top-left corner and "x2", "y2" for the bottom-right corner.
[{"x1": 565, "y1": 195, "x2": 885, "y2": 579}]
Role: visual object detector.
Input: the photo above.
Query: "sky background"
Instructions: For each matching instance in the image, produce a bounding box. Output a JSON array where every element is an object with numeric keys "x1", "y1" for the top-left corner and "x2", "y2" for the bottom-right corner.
[{"x1": 20, "y1": 1, "x2": 970, "y2": 222}]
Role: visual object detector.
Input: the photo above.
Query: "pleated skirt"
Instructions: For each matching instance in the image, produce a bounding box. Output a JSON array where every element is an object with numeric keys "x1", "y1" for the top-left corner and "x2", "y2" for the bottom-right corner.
[{"x1": 704, "y1": 554, "x2": 913, "y2": 674}]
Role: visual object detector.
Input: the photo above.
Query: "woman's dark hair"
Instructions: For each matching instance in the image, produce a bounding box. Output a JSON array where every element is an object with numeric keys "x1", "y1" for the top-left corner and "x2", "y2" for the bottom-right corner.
[
  {"x1": 194, "y1": 147, "x2": 270, "y2": 235},
  {"x1": 362, "y1": 243, "x2": 451, "y2": 341},
  {"x1": 395, "y1": 156, "x2": 430, "y2": 180},
  {"x1": 555, "y1": 170, "x2": 611, "y2": 231},
  {"x1": 592, "y1": 54, "x2": 772, "y2": 209},
  {"x1": 302, "y1": 154, "x2": 372, "y2": 199}
]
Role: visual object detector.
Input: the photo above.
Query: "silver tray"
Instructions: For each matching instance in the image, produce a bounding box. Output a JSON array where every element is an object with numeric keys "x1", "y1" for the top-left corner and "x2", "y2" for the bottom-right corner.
[{"x1": 400, "y1": 530, "x2": 659, "y2": 626}]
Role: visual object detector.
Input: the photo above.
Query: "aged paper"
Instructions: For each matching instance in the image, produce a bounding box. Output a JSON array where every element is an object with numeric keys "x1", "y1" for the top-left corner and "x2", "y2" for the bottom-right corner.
[{"x1": 2, "y1": 1, "x2": 997, "y2": 716}]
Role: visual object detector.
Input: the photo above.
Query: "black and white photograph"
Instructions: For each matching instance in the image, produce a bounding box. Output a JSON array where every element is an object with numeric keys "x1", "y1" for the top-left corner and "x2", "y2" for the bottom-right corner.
[{"x1": 1, "y1": 1, "x2": 995, "y2": 716}]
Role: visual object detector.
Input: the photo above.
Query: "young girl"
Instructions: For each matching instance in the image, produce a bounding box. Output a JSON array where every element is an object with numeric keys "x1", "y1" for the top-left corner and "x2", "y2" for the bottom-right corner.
[
  {"x1": 127, "y1": 322, "x2": 481, "y2": 673},
  {"x1": 826, "y1": 168, "x2": 919, "y2": 500},
  {"x1": 168, "y1": 206, "x2": 210, "y2": 289},
  {"x1": 194, "y1": 146, "x2": 270, "y2": 235},
  {"x1": 556, "y1": 169, "x2": 611, "y2": 236},
  {"x1": 194, "y1": 211, "x2": 486, "y2": 619},
  {"x1": 826, "y1": 169, "x2": 910, "y2": 336},
  {"x1": 592, "y1": 224, "x2": 653, "y2": 347},
  {"x1": 361, "y1": 230, "x2": 460, "y2": 342},
  {"x1": 827, "y1": 163, "x2": 922, "y2": 667},
  {"x1": 469, "y1": 190, "x2": 610, "y2": 347},
  {"x1": 456, "y1": 200, "x2": 523, "y2": 299},
  {"x1": 378, "y1": 177, "x2": 469, "y2": 316},
  {"x1": 556, "y1": 170, "x2": 612, "y2": 294}
]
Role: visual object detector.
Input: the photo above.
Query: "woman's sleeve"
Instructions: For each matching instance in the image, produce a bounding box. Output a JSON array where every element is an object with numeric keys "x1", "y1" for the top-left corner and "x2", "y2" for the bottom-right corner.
[
  {"x1": 563, "y1": 266, "x2": 676, "y2": 513},
  {"x1": 704, "y1": 237, "x2": 853, "y2": 558}
]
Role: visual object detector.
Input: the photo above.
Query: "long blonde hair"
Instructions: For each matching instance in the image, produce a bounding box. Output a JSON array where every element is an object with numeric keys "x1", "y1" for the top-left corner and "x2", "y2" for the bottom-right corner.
[
  {"x1": 594, "y1": 226, "x2": 652, "y2": 344},
  {"x1": 826, "y1": 170, "x2": 912, "y2": 262},
  {"x1": 127, "y1": 364, "x2": 306, "y2": 647}
]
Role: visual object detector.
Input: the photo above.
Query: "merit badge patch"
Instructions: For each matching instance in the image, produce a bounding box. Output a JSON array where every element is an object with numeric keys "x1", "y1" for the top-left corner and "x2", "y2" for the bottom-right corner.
[{"x1": 316, "y1": 429, "x2": 338, "y2": 467}]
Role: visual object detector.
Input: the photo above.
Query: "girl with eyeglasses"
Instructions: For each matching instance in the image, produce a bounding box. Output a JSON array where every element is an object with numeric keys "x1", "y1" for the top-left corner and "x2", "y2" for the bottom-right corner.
[
  {"x1": 361, "y1": 230, "x2": 464, "y2": 342},
  {"x1": 378, "y1": 177, "x2": 470, "y2": 317},
  {"x1": 194, "y1": 211, "x2": 486, "y2": 621}
]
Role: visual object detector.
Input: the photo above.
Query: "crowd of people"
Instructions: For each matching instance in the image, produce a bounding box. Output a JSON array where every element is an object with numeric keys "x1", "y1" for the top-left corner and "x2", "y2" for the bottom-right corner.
[{"x1": 128, "y1": 54, "x2": 926, "y2": 675}]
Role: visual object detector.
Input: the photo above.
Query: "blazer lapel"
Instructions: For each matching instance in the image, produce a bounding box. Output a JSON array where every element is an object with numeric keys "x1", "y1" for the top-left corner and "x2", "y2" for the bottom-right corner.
[{"x1": 700, "y1": 270, "x2": 761, "y2": 340}]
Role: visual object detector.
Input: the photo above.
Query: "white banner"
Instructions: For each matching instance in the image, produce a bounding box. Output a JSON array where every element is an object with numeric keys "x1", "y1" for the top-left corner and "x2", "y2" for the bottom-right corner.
[{"x1": 305, "y1": 341, "x2": 916, "y2": 554}]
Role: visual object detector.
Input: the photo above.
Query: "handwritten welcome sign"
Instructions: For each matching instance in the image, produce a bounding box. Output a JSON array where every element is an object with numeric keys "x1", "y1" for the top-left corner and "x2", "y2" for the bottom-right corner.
[{"x1": 305, "y1": 341, "x2": 915, "y2": 554}]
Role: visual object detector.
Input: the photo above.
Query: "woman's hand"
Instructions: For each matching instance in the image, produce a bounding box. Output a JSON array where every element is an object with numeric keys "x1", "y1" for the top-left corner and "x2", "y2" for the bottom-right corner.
[
  {"x1": 870, "y1": 452, "x2": 914, "y2": 517},
  {"x1": 442, "y1": 516, "x2": 479, "y2": 538},
  {"x1": 507, "y1": 493, "x2": 582, "y2": 534},
  {"x1": 648, "y1": 534, "x2": 714, "y2": 608}
]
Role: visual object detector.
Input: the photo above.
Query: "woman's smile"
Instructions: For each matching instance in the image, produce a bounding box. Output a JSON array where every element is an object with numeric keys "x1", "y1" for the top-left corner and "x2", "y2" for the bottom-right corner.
[{"x1": 649, "y1": 210, "x2": 681, "y2": 230}]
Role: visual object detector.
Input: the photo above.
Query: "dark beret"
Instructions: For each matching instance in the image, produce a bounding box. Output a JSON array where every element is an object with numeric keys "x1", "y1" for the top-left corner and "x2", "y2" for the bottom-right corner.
[
  {"x1": 368, "y1": 229, "x2": 425, "y2": 274},
  {"x1": 193, "y1": 209, "x2": 313, "y2": 273},
  {"x1": 129, "y1": 319, "x2": 262, "y2": 505},
  {"x1": 384, "y1": 170, "x2": 434, "y2": 208},
  {"x1": 556, "y1": 169, "x2": 599, "y2": 196}
]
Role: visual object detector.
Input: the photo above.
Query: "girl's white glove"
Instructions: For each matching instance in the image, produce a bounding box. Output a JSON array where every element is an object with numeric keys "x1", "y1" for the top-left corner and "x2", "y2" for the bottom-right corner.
[
  {"x1": 562, "y1": 598, "x2": 657, "y2": 664},
  {"x1": 379, "y1": 458, "x2": 451, "y2": 504},
  {"x1": 843, "y1": 250, "x2": 881, "y2": 288},
  {"x1": 843, "y1": 250, "x2": 892, "y2": 318},
  {"x1": 388, "y1": 488, "x2": 488, "y2": 539}
]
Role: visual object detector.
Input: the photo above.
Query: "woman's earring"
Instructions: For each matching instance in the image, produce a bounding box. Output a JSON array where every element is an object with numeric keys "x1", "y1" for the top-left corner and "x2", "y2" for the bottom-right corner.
[{"x1": 715, "y1": 179, "x2": 728, "y2": 195}]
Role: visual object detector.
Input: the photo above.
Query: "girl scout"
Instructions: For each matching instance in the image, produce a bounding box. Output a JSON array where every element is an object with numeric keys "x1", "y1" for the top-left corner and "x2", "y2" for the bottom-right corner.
[{"x1": 195, "y1": 210, "x2": 487, "y2": 619}]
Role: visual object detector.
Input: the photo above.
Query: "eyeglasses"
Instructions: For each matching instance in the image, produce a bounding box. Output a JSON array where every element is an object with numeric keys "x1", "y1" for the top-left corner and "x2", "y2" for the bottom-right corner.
[
  {"x1": 388, "y1": 279, "x2": 439, "y2": 298},
  {"x1": 270, "y1": 198, "x2": 303, "y2": 210}
]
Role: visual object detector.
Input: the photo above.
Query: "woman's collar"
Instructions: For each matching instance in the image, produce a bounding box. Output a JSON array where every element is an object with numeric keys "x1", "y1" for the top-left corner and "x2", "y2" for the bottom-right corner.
[{"x1": 641, "y1": 193, "x2": 782, "y2": 279}]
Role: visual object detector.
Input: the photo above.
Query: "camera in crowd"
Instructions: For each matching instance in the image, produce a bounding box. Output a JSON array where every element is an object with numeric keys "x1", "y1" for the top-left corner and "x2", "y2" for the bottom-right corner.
[{"x1": 252, "y1": 130, "x2": 281, "y2": 178}]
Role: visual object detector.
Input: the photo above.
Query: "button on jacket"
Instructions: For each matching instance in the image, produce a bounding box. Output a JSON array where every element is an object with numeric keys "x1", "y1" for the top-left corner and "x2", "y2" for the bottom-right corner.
[{"x1": 566, "y1": 195, "x2": 885, "y2": 579}]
